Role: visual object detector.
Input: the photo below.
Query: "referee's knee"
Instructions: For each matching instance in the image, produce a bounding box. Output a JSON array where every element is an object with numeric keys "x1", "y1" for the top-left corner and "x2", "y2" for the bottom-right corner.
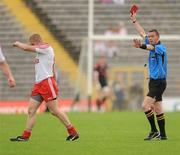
[
  {"x1": 141, "y1": 103, "x2": 146, "y2": 111},
  {"x1": 141, "y1": 102, "x2": 150, "y2": 112}
]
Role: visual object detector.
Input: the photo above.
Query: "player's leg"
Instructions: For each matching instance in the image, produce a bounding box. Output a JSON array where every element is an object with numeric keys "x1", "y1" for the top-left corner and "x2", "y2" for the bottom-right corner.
[
  {"x1": 96, "y1": 89, "x2": 103, "y2": 111},
  {"x1": 154, "y1": 100, "x2": 167, "y2": 140},
  {"x1": 143, "y1": 80, "x2": 160, "y2": 140},
  {"x1": 10, "y1": 97, "x2": 41, "y2": 141},
  {"x1": 102, "y1": 86, "x2": 111, "y2": 110},
  {"x1": 154, "y1": 80, "x2": 167, "y2": 140},
  {"x1": 42, "y1": 77, "x2": 78, "y2": 141},
  {"x1": 96, "y1": 86, "x2": 110, "y2": 111},
  {"x1": 47, "y1": 99, "x2": 71, "y2": 126},
  {"x1": 46, "y1": 99, "x2": 79, "y2": 141},
  {"x1": 103, "y1": 86, "x2": 110, "y2": 101},
  {"x1": 142, "y1": 96, "x2": 159, "y2": 140},
  {"x1": 24, "y1": 98, "x2": 41, "y2": 132}
]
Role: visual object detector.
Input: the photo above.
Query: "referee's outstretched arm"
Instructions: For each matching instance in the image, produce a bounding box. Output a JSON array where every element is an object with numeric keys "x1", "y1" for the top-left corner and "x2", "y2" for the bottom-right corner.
[
  {"x1": 130, "y1": 13, "x2": 155, "y2": 51},
  {"x1": 130, "y1": 13, "x2": 146, "y2": 39},
  {"x1": 132, "y1": 39, "x2": 155, "y2": 51}
]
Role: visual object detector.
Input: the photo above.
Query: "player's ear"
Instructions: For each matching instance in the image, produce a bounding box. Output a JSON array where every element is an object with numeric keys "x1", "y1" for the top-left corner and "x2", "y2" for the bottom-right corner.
[{"x1": 29, "y1": 42, "x2": 34, "y2": 46}]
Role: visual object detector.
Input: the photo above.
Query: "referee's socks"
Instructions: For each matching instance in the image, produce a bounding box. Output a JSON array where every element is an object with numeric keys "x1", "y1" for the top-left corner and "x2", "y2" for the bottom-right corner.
[
  {"x1": 145, "y1": 110, "x2": 158, "y2": 132},
  {"x1": 156, "y1": 113, "x2": 167, "y2": 137}
]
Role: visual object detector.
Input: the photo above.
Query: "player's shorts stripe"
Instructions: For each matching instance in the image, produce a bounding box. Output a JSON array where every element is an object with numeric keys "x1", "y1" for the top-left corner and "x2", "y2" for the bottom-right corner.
[{"x1": 48, "y1": 78, "x2": 56, "y2": 99}]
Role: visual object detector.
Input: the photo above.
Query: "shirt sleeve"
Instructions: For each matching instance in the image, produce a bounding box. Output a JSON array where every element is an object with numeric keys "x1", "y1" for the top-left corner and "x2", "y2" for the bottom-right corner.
[
  {"x1": 144, "y1": 36, "x2": 149, "y2": 44},
  {"x1": 0, "y1": 47, "x2": 5, "y2": 62},
  {"x1": 155, "y1": 44, "x2": 166, "y2": 55},
  {"x1": 35, "y1": 48, "x2": 47, "y2": 54}
]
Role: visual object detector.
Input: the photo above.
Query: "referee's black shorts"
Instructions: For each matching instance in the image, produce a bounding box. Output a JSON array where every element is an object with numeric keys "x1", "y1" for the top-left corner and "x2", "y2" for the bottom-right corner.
[{"x1": 147, "y1": 79, "x2": 167, "y2": 102}]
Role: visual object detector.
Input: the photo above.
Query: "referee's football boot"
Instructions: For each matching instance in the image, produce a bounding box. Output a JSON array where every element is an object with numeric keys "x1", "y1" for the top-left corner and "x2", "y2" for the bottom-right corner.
[
  {"x1": 66, "y1": 133, "x2": 79, "y2": 141},
  {"x1": 144, "y1": 131, "x2": 159, "y2": 140},
  {"x1": 10, "y1": 136, "x2": 29, "y2": 142},
  {"x1": 155, "y1": 134, "x2": 167, "y2": 140}
]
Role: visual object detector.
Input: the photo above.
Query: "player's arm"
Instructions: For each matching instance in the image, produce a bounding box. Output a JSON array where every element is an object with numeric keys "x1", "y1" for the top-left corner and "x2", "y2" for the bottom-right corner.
[
  {"x1": 130, "y1": 13, "x2": 146, "y2": 39},
  {"x1": 133, "y1": 39, "x2": 155, "y2": 51},
  {"x1": 0, "y1": 61, "x2": 16, "y2": 87},
  {"x1": 13, "y1": 41, "x2": 36, "y2": 52}
]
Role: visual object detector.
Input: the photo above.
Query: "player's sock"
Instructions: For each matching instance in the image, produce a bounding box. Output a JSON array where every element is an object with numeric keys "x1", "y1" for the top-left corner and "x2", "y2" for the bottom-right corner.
[
  {"x1": 66, "y1": 125, "x2": 79, "y2": 141},
  {"x1": 156, "y1": 113, "x2": 166, "y2": 137},
  {"x1": 66, "y1": 125, "x2": 77, "y2": 136},
  {"x1": 145, "y1": 110, "x2": 158, "y2": 132},
  {"x1": 22, "y1": 130, "x2": 31, "y2": 139}
]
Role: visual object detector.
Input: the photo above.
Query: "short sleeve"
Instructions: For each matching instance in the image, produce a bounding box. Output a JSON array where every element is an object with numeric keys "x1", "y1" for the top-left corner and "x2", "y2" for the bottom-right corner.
[
  {"x1": 35, "y1": 48, "x2": 47, "y2": 54},
  {"x1": 35, "y1": 44, "x2": 50, "y2": 54},
  {"x1": 155, "y1": 44, "x2": 166, "y2": 55},
  {"x1": 0, "y1": 47, "x2": 5, "y2": 62},
  {"x1": 144, "y1": 36, "x2": 149, "y2": 44}
]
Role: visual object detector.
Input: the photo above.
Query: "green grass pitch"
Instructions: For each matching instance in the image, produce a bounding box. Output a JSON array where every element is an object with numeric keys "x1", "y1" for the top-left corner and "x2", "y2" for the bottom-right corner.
[{"x1": 0, "y1": 112, "x2": 180, "y2": 155}]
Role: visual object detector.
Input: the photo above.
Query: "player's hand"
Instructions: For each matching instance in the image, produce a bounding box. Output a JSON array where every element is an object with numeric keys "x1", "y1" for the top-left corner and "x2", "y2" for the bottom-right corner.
[
  {"x1": 133, "y1": 39, "x2": 141, "y2": 48},
  {"x1": 7, "y1": 76, "x2": 16, "y2": 88},
  {"x1": 13, "y1": 41, "x2": 19, "y2": 47},
  {"x1": 130, "y1": 13, "x2": 137, "y2": 23}
]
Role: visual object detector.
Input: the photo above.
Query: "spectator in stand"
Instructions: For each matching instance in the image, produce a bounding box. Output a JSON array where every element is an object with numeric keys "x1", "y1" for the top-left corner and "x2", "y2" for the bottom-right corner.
[
  {"x1": 113, "y1": 0, "x2": 125, "y2": 5},
  {"x1": 100, "y1": 0, "x2": 113, "y2": 4},
  {"x1": 117, "y1": 22, "x2": 127, "y2": 36},
  {"x1": 105, "y1": 41, "x2": 119, "y2": 58},
  {"x1": 112, "y1": 72, "x2": 125, "y2": 110},
  {"x1": 104, "y1": 23, "x2": 127, "y2": 58},
  {"x1": 105, "y1": 26, "x2": 117, "y2": 36},
  {"x1": 100, "y1": 0, "x2": 125, "y2": 5},
  {"x1": 94, "y1": 41, "x2": 107, "y2": 57}
]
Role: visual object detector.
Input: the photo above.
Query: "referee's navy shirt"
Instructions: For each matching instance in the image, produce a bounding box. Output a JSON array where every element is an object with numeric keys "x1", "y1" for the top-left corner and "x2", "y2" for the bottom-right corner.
[{"x1": 145, "y1": 36, "x2": 168, "y2": 80}]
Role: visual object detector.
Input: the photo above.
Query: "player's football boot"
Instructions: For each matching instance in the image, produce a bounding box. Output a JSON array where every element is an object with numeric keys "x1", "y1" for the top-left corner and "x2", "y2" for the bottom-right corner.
[
  {"x1": 155, "y1": 134, "x2": 167, "y2": 140},
  {"x1": 10, "y1": 136, "x2": 29, "y2": 142},
  {"x1": 66, "y1": 134, "x2": 79, "y2": 141},
  {"x1": 144, "y1": 131, "x2": 159, "y2": 140}
]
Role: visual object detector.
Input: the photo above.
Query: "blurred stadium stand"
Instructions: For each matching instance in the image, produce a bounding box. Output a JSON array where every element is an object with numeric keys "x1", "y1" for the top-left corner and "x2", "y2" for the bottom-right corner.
[
  {"x1": 0, "y1": 2, "x2": 75, "y2": 100},
  {"x1": 0, "y1": 0, "x2": 180, "y2": 101},
  {"x1": 25, "y1": 0, "x2": 180, "y2": 97},
  {"x1": 0, "y1": 2, "x2": 34, "y2": 100}
]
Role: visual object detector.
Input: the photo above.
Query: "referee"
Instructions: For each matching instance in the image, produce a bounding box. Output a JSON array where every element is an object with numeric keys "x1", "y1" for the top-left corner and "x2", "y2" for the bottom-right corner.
[{"x1": 130, "y1": 13, "x2": 168, "y2": 140}]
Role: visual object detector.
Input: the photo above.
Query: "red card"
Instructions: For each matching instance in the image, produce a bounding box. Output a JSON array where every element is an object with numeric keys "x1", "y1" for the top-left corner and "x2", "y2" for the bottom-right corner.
[{"x1": 130, "y1": 4, "x2": 139, "y2": 15}]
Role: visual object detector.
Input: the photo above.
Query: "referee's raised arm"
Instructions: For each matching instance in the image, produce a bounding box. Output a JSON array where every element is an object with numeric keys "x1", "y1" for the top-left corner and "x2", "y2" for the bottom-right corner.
[{"x1": 130, "y1": 13, "x2": 146, "y2": 39}]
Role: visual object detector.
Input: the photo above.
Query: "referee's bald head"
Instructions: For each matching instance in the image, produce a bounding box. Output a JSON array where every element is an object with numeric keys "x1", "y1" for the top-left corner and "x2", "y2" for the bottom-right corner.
[
  {"x1": 148, "y1": 29, "x2": 160, "y2": 37},
  {"x1": 148, "y1": 29, "x2": 160, "y2": 45}
]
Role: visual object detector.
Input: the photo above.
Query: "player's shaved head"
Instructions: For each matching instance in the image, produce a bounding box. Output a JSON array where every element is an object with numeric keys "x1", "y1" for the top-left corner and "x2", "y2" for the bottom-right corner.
[{"x1": 29, "y1": 34, "x2": 43, "y2": 45}]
